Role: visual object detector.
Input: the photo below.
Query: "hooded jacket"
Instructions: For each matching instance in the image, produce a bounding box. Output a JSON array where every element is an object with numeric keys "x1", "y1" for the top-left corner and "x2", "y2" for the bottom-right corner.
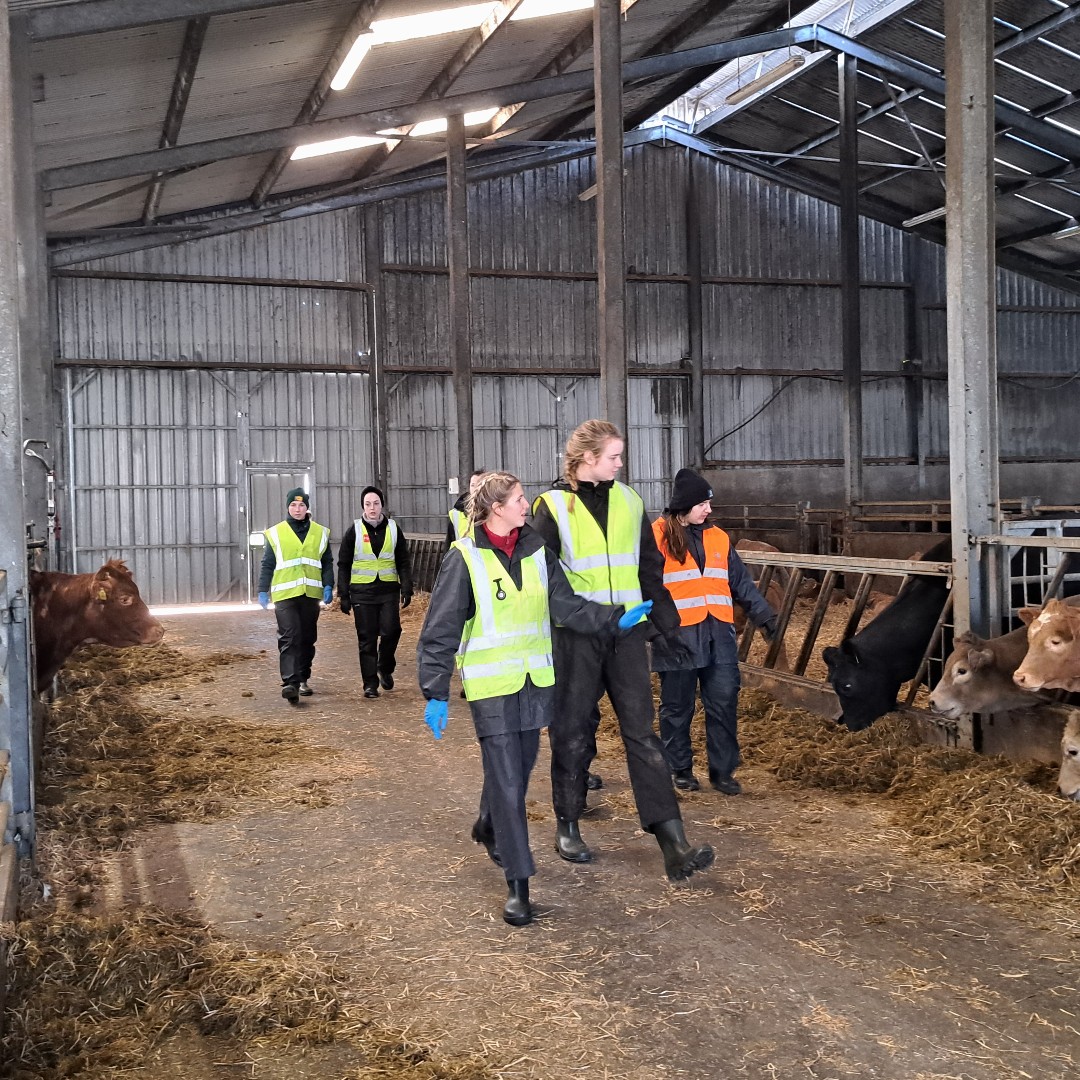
[
  {"x1": 258, "y1": 513, "x2": 334, "y2": 596},
  {"x1": 337, "y1": 515, "x2": 413, "y2": 604},
  {"x1": 417, "y1": 522, "x2": 623, "y2": 737}
]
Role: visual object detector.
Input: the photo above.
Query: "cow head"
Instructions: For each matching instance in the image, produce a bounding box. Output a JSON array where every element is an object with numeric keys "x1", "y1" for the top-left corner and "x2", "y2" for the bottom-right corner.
[
  {"x1": 823, "y1": 639, "x2": 900, "y2": 732},
  {"x1": 1059, "y1": 712, "x2": 1080, "y2": 802},
  {"x1": 929, "y1": 631, "x2": 1032, "y2": 718},
  {"x1": 1014, "y1": 600, "x2": 1080, "y2": 693},
  {"x1": 85, "y1": 560, "x2": 164, "y2": 648}
]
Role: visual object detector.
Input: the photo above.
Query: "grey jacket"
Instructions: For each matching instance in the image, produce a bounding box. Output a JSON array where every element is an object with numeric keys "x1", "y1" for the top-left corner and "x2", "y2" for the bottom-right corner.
[{"x1": 417, "y1": 522, "x2": 623, "y2": 737}]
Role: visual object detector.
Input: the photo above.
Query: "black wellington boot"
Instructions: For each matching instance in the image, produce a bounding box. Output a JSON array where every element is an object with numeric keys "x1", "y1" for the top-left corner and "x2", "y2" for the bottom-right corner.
[
  {"x1": 503, "y1": 878, "x2": 534, "y2": 926},
  {"x1": 470, "y1": 816, "x2": 502, "y2": 867},
  {"x1": 652, "y1": 819, "x2": 715, "y2": 882},
  {"x1": 554, "y1": 818, "x2": 592, "y2": 863}
]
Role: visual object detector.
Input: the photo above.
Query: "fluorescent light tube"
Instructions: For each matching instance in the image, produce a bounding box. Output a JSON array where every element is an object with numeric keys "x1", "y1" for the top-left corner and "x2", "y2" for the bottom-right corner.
[
  {"x1": 903, "y1": 206, "x2": 947, "y2": 228},
  {"x1": 291, "y1": 135, "x2": 385, "y2": 160},
  {"x1": 725, "y1": 54, "x2": 805, "y2": 107},
  {"x1": 331, "y1": 31, "x2": 376, "y2": 90}
]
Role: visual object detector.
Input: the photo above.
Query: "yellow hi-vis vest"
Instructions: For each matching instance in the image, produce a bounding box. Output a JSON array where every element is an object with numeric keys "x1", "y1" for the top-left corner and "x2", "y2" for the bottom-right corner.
[
  {"x1": 453, "y1": 537, "x2": 555, "y2": 701},
  {"x1": 448, "y1": 507, "x2": 471, "y2": 541},
  {"x1": 536, "y1": 483, "x2": 644, "y2": 607},
  {"x1": 351, "y1": 518, "x2": 400, "y2": 584},
  {"x1": 267, "y1": 520, "x2": 329, "y2": 601},
  {"x1": 653, "y1": 519, "x2": 734, "y2": 625}
]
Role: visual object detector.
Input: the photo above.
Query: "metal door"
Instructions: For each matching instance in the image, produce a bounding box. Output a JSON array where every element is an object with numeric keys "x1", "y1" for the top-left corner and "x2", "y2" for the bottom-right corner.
[{"x1": 244, "y1": 465, "x2": 314, "y2": 601}]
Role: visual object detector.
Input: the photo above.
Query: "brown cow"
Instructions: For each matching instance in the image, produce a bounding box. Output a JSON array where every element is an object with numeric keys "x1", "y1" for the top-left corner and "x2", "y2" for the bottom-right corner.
[
  {"x1": 1060, "y1": 712, "x2": 1080, "y2": 802},
  {"x1": 1013, "y1": 599, "x2": 1080, "y2": 693},
  {"x1": 930, "y1": 627, "x2": 1044, "y2": 719},
  {"x1": 31, "y1": 560, "x2": 164, "y2": 686}
]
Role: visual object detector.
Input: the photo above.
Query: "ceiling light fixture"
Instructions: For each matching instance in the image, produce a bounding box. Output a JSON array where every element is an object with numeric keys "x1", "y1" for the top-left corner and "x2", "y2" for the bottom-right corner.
[
  {"x1": 378, "y1": 108, "x2": 500, "y2": 138},
  {"x1": 902, "y1": 206, "x2": 947, "y2": 228},
  {"x1": 725, "y1": 54, "x2": 805, "y2": 107},
  {"x1": 1051, "y1": 221, "x2": 1080, "y2": 240},
  {"x1": 330, "y1": 31, "x2": 376, "y2": 91}
]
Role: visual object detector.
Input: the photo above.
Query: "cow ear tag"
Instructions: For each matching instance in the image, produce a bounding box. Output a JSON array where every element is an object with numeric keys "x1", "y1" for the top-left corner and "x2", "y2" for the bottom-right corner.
[{"x1": 97, "y1": 588, "x2": 108, "y2": 601}]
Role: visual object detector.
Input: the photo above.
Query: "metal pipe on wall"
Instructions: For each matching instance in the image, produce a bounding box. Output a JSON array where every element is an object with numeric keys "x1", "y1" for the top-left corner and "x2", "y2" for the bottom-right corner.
[
  {"x1": 686, "y1": 152, "x2": 704, "y2": 468},
  {"x1": 363, "y1": 204, "x2": 390, "y2": 494}
]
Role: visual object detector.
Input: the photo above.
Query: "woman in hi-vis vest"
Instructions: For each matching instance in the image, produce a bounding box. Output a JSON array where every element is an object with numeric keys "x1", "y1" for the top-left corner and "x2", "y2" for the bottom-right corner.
[
  {"x1": 531, "y1": 419, "x2": 715, "y2": 883},
  {"x1": 652, "y1": 469, "x2": 778, "y2": 795},
  {"x1": 417, "y1": 472, "x2": 648, "y2": 927}
]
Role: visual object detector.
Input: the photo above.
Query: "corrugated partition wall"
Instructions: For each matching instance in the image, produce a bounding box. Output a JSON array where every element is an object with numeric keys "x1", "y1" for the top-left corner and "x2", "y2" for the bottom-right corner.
[{"x1": 54, "y1": 142, "x2": 1080, "y2": 601}]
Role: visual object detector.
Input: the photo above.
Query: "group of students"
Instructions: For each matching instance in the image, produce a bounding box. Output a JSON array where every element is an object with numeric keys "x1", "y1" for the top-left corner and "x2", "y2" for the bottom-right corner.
[
  {"x1": 417, "y1": 419, "x2": 778, "y2": 927},
  {"x1": 258, "y1": 484, "x2": 412, "y2": 702}
]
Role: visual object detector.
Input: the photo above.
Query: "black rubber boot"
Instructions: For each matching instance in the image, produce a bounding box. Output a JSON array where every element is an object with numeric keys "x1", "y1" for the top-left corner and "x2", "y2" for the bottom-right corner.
[
  {"x1": 554, "y1": 818, "x2": 592, "y2": 863},
  {"x1": 652, "y1": 818, "x2": 715, "y2": 882},
  {"x1": 470, "y1": 816, "x2": 502, "y2": 867},
  {"x1": 503, "y1": 878, "x2": 534, "y2": 926}
]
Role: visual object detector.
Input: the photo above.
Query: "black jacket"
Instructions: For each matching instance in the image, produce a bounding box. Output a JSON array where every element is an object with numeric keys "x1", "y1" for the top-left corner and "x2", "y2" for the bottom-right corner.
[
  {"x1": 530, "y1": 478, "x2": 682, "y2": 639},
  {"x1": 337, "y1": 516, "x2": 413, "y2": 604},
  {"x1": 417, "y1": 523, "x2": 623, "y2": 735},
  {"x1": 258, "y1": 515, "x2": 334, "y2": 595}
]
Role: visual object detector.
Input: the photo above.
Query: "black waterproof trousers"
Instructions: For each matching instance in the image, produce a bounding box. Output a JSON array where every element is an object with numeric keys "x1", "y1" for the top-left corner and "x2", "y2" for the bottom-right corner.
[
  {"x1": 550, "y1": 625, "x2": 680, "y2": 829},
  {"x1": 275, "y1": 595, "x2": 321, "y2": 686},
  {"x1": 352, "y1": 598, "x2": 402, "y2": 691},
  {"x1": 478, "y1": 728, "x2": 541, "y2": 881}
]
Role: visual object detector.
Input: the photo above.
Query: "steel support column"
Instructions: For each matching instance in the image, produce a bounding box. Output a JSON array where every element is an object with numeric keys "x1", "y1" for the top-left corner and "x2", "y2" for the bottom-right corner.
[
  {"x1": 363, "y1": 204, "x2": 389, "y2": 494},
  {"x1": 0, "y1": 0, "x2": 35, "y2": 855},
  {"x1": 446, "y1": 114, "x2": 474, "y2": 486},
  {"x1": 594, "y1": 0, "x2": 627, "y2": 442},
  {"x1": 686, "y1": 154, "x2": 704, "y2": 467},
  {"x1": 945, "y1": 0, "x2": 999, "y2": 637},
  {"x1": 838, "y1": 53, "x2": 863, "y2": 517}
]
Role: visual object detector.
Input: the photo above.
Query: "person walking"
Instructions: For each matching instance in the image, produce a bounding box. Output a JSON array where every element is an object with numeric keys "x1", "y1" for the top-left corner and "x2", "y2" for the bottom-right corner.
[
  {"x1": 337, "y1": 485, "x2": 412, "y2": 699},
  {"x1": 417, "y1": 471, "x2": 650, "y2": 926},
  {"x1": 652, "y1": 469, "x2": 778, "y2": 795},
  {"x1": 445, "y1": 468, "x2": 488, "y2": 551},
  {"x1": 258, "y1": 487, "x2": 334, "y2": 704},
  {"x1": 532, "y1": 419, "x2": 715, "y2": 882}
]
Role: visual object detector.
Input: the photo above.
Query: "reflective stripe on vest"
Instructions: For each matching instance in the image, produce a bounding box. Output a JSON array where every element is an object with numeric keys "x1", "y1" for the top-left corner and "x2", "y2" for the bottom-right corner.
[
  {"x1": 536, "y1": 483, "x2": 644, "y2": 607},
  {"x1": 652, "y1": 518, "x2": 734, "y2": 626},
  {"x1": 351, "y1": 518, "x2": 400, "y2": 584},
  {"x1": 267, "y1": 521, "x2": 329, "y2": 601},
  {"x1": 453, "y1": 538, "x2": 555, "y2": 701},
  {"x1": 448, "y1": 507, "x2": 472, "y2": 542}
]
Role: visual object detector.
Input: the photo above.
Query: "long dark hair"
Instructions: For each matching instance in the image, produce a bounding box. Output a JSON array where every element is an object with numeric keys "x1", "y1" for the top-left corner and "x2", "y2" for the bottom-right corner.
[{"x1": 657, "y1": 511, "x2": 690, "y2": 564}]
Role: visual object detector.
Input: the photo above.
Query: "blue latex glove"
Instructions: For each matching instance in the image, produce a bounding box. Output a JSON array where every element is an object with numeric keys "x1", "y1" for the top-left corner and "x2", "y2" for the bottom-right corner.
[
  {"x1": 323, "y1": 585, "x2": 333, "y2": 605},
  {"x1": 424, "y1": 699, "x2": 449, "y2": 740},
  {"x1": 618, "y1": 599, "x2": 653, "y2": 631},
  {"x1": 258, "y1": 591, "x2": 270, "y2": 610}
]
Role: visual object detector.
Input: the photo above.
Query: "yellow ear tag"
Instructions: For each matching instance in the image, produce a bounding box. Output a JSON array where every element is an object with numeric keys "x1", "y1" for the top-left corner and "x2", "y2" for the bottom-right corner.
[{"x1": 97, "y1": 588, "x2": 108, "y2": 601}]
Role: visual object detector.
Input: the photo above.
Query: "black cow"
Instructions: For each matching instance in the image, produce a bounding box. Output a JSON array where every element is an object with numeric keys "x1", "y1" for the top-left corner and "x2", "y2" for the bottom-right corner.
[{"x1": 823, "y1": 539, "x2": 951, "y2": 731}]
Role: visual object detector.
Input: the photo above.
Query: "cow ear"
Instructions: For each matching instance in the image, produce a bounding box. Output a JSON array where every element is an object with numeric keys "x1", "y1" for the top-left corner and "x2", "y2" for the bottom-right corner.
[
  {"x1": 1018, "y1": 607, "x2": 1040, "y2": 625},
  {"x1": 968, "y1": 647, "x2": 994, "y2": 671},
  {"x1": 822, "y1": 645, "x2": 839, "y2": 670},
  {"x1": 955, "y1": 631, "x2": 978, "y2": 647}
]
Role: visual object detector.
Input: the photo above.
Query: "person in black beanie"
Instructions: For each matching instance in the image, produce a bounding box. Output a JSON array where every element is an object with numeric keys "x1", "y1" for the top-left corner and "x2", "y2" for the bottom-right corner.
[
  {"x1": 258, "y1": 488, "x2": 335, "y2": 703},
  {"x1": 337, "y1": 485, "x2": 413, "y2": 698},
  {"x1": 651, "y1": 468, "x2": 778, "y2": 794}
]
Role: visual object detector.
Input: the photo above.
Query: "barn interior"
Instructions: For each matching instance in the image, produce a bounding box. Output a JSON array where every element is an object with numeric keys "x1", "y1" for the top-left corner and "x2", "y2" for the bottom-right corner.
[{"x1": 3, "y1": 2, "x2": 1080, "y2": 1077}]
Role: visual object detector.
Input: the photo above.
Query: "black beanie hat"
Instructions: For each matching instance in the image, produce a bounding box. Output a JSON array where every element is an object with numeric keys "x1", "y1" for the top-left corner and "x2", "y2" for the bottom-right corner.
[
  {"x1": 361, "y1": 485, "x2": 385, "y2": 505},
  {"x1": 666, "y1": 469, "x2": 713, "y2": 513},
  {"x1": 285, "y1": 487, "x2": 310, "y2": 508}
]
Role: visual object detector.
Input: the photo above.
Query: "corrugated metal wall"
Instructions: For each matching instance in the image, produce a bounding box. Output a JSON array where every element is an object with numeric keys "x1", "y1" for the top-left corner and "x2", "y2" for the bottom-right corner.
[{"x1": 55, "y1": 142, "x2": 1080, "y2": 600}]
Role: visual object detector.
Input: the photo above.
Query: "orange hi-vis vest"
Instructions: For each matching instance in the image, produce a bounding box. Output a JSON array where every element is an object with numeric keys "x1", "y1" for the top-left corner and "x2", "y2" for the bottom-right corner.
[{"x1": 653, "y1": 519, "x2": 734, "y2": 626}]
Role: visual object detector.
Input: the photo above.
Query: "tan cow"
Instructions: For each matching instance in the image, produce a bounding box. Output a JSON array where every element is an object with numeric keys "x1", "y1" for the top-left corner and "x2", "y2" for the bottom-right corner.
[
  {"x1": 1013, "y1": 599, "x2": 1080, "y2": 693},
  {"x1": 929, "y1": 626, "x2": 1042, "y2": 718},
  {"x1": 1060, "y1": 712, "x2": 1080, "y2": 802}
]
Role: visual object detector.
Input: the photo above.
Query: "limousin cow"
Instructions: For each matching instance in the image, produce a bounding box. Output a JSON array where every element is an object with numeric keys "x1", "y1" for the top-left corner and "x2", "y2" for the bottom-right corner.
[
  {"x1": 823, "y1": 539, "x2": 951, "y2": 731},
  {"x1": 1060, "y1": 712, "x2": 1080, "y2": 802},
  {"x1": 31, "y1": 560, "x2": 164, "y2": 686},
  {"x1": 1013, "y1": 599, "x2": 1080, "y2": 693}
]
